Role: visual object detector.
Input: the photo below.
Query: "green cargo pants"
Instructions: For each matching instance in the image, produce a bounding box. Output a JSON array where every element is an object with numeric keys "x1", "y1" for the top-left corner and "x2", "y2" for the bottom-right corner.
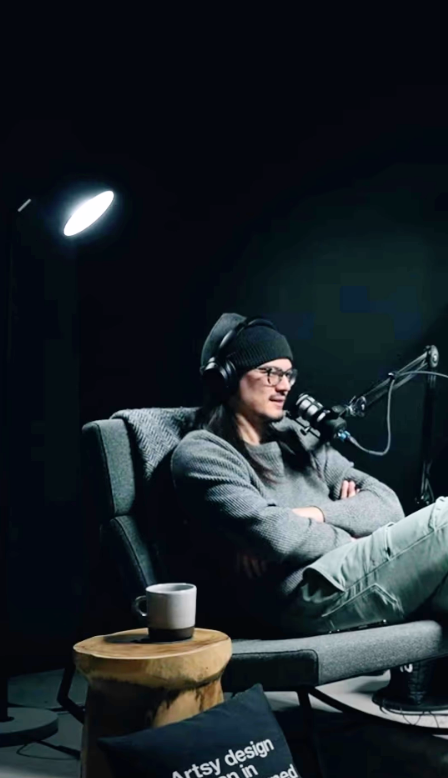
[{"x1": 282, "y1": 496, "x2": 448, "y2": 635}]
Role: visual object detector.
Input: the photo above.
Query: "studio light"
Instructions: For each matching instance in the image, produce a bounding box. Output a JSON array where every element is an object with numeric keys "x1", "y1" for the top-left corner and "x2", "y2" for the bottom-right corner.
[{"x1": 63, "y1": 190, "x2": 115, "y2": 236}]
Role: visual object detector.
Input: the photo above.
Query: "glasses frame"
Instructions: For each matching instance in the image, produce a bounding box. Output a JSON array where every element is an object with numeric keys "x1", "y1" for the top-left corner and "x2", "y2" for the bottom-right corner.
[{"x1": 256, "y1": 367, "x2": 298, "y2": 387}]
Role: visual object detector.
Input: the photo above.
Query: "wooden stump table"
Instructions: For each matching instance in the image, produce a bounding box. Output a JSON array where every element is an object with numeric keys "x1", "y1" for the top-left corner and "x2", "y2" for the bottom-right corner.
[{"x1": 74, "y1": 627, "x2": 232, "y2": 778}]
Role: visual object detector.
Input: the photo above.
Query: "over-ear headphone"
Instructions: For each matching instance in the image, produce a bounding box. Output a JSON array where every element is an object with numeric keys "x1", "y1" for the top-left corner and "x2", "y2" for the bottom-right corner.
[{"x1": 200, "y1": 316, "x2": 278, "y2": 400}]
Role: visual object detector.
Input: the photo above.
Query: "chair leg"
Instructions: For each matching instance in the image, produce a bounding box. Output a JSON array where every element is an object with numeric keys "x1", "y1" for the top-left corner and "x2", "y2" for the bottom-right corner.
[
  {"x1": 55, "y1": 570, "x2": 102, "y2": 725},
  {"x1": 296, "y1": 688, "x2": 325, "y2": 778},
  {"x1": 56, "y1": 661, "x2": 85, "y2": 724},
  {"x1": 56, "y1": 545, "x2": 112, "y2": 725}
]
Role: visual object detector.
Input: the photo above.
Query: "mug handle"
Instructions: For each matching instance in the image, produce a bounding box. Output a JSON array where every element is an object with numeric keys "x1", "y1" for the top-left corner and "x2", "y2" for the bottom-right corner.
[{"x1": 132, "y1": 595, "x2": 147, "y2": 621}]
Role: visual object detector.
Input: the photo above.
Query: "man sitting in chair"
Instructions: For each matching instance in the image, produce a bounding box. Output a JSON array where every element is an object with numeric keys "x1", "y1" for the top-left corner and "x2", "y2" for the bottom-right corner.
[{"x1": 171, "y1": 314, "x2": 448, "y2": 692}]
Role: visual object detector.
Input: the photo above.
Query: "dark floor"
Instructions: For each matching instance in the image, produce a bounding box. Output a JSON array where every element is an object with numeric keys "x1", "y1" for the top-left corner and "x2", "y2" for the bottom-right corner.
[{"x1": 2, "y1": 670, "x2": 448, "y2": 776}]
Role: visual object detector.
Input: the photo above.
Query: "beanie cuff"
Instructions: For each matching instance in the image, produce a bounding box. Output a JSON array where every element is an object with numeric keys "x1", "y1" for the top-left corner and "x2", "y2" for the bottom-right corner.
[{"x1": 229, "y1": 333, "x2": 293, "y2": 375}]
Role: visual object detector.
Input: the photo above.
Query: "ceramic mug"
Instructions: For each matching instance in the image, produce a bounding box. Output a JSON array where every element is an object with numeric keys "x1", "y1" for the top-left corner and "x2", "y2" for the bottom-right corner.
[{"x1": 132, "y1": 583, "x2": 197, "y2": 642}]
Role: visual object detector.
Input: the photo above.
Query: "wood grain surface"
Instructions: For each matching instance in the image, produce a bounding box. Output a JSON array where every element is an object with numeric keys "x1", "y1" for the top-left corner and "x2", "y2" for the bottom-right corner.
[{"x1": 75, "y1": 627, "x2": 232, "y2": 778}]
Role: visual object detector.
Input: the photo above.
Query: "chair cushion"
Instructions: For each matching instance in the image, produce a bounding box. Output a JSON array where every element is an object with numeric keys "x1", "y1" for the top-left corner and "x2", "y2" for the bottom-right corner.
[{"x1": 224, "y1": 620, "x2": 448, "y2": 690}]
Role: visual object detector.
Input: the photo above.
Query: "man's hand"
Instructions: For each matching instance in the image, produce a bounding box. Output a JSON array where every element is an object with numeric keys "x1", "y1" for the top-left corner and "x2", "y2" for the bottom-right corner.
[
  {"x1": 340, "y1": 479, "x2": 360, "y2": 499},
  {"x1": 292, "y1": 506, "x2": 325, "y2": 522},
  {"x1": 236, "y1": 552, "x2": 268, "y2": 579},
  {"x1": 340, "y1": 479, "x2": 361, "y2": 541}
]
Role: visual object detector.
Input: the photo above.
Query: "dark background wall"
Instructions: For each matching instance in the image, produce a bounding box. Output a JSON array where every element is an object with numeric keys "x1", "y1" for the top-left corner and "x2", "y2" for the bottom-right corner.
[{"x1": 1, "y1": 84, "x2": 448, "y2": 673}]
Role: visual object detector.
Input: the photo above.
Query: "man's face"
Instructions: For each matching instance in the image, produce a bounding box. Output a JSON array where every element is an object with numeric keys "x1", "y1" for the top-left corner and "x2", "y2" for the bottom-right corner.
[{"x1": 231, "y1": 358, "x2": 294, "y2": 423}]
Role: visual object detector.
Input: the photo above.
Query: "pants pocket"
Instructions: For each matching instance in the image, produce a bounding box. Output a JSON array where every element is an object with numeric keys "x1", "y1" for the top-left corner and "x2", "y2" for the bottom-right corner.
[{"x1": 322, "y1": 582, "x2": 404, "y2": 633}]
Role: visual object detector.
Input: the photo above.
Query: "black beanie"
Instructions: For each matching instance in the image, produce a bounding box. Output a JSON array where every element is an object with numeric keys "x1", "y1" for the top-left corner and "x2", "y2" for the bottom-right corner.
[{"x1": 200, "y1": 313, "x2": 294, "y2": 375}]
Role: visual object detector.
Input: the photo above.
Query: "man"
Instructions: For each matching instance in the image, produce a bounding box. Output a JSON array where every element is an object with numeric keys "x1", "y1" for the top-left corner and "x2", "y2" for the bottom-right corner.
[{"x1": 171, "y1": 313, "x2": 448, "y2": 639}]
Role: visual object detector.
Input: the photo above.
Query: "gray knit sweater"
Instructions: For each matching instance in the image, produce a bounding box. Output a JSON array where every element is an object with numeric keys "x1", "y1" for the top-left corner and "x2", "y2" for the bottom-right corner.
[{"x1": 171, "y1": 415, "x2": 405, "y2": 629}]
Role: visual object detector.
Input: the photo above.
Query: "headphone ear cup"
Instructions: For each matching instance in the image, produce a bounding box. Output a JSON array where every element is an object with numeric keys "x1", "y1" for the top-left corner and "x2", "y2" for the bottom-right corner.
[
  {"x1": 222, "y1": 358, "x2": 238, "y2": 397},
  {"x1": 202, "y1": 357, "x2": 238, "y2": 401},
  {"x1": 201, "y1": 360, "x2": 228, "y2": 401}
]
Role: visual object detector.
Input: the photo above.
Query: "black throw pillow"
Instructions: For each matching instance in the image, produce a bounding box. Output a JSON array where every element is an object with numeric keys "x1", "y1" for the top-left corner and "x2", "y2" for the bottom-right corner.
[{"x1": 98, "y1": 684, "x2": 302, "y2": 778}]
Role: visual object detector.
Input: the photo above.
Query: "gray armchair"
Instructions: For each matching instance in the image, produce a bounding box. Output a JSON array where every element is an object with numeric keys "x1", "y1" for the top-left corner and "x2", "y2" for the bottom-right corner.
[{"x1": 60, "y1": 408, "x2": 448, "y2": 778}]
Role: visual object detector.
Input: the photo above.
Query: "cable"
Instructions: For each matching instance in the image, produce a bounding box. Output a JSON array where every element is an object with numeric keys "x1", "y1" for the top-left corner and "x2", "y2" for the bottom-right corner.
[
  {"x1": 347, "y1": 374, "x2": 395, "y2": 456},
  {"x1": 8, "y1": 701, "x2": 80, "y2": 714},
  {"x1": 377, "y1": 702, "x2": 448, "y2": 728},
  {"x1": 16, "y1": 738, "x2": 80, "y2": 760},
  {"x1": 401, "y1": 371, "x2": 448, "y2": 380},
  {"x1": 347, "y1": 370, "x2": 448, "y2": 457}
]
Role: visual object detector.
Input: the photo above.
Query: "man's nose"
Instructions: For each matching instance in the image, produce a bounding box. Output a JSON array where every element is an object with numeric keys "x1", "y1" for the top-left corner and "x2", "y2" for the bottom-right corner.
[{"x1": 276, "y1": 375, "x2": 291, "y2": 391}]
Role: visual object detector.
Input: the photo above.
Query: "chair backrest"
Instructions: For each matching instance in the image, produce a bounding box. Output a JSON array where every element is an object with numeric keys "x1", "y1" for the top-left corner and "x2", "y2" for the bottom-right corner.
[
  {"x1": 82, "y1": 409, "x2": 199, "y2": 629},
  {"x1": 83, "y1": 419, "x2": 156, "y2": 600}
]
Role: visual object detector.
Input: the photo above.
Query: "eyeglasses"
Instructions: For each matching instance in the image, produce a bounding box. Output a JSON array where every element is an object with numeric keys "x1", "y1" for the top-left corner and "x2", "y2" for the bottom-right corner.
[{"x1": 257, "y1": 367, "x2": 298, "y2": 387}]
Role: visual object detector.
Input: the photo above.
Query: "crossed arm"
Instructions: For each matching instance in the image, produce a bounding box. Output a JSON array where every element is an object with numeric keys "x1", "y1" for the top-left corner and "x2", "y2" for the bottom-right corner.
[
  {"x1": 292, "y1": 478, "x2": 360, "y2": 522},
  {"x1": 236, "y1": 479, "x2": 359, "y2": 579},
  {"x1": 172, "y1": 430, "x2": 404, "y2": 576}
]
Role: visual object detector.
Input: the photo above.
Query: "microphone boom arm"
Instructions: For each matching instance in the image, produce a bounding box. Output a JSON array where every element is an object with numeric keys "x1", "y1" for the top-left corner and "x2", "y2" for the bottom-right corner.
[
  {"x1": 349, "y1": 345, "x2": 439, "y2": 509},
  {"x1": 292, "y1": 345, "x2": 440, "y2": 510},
  {"x1": 348, "y1": 345, "x2": 439, "y2": 417}
]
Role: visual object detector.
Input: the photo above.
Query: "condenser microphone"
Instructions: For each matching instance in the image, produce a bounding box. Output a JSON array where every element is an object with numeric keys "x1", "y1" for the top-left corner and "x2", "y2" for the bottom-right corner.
[{"x1": 290, "y1": 393, "x2": 351, "y2": 443}]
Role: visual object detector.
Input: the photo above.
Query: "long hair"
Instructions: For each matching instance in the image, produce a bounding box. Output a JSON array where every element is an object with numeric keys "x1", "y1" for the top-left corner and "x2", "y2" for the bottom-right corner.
[{"x1": 195, "y1": 392, "x2": 281, "y2": 484}]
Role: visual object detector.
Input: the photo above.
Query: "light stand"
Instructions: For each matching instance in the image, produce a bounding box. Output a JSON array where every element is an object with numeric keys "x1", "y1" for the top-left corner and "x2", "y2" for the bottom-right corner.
[
  {"x1": 0, "y1": 189, "x2": 115, "y2": 746},
  {"x1": 0, "y1": 200, "x2": 59, "y2": 745}
]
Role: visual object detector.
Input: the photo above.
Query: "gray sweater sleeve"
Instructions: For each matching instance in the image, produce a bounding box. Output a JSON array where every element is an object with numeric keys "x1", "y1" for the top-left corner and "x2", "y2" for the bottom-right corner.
[
  {"x1": 311, "y1": 443, "x2": 405, "y2": 535},
  {"x1": 171, "y1": 431, "x2": 354, "y2": 566}
]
